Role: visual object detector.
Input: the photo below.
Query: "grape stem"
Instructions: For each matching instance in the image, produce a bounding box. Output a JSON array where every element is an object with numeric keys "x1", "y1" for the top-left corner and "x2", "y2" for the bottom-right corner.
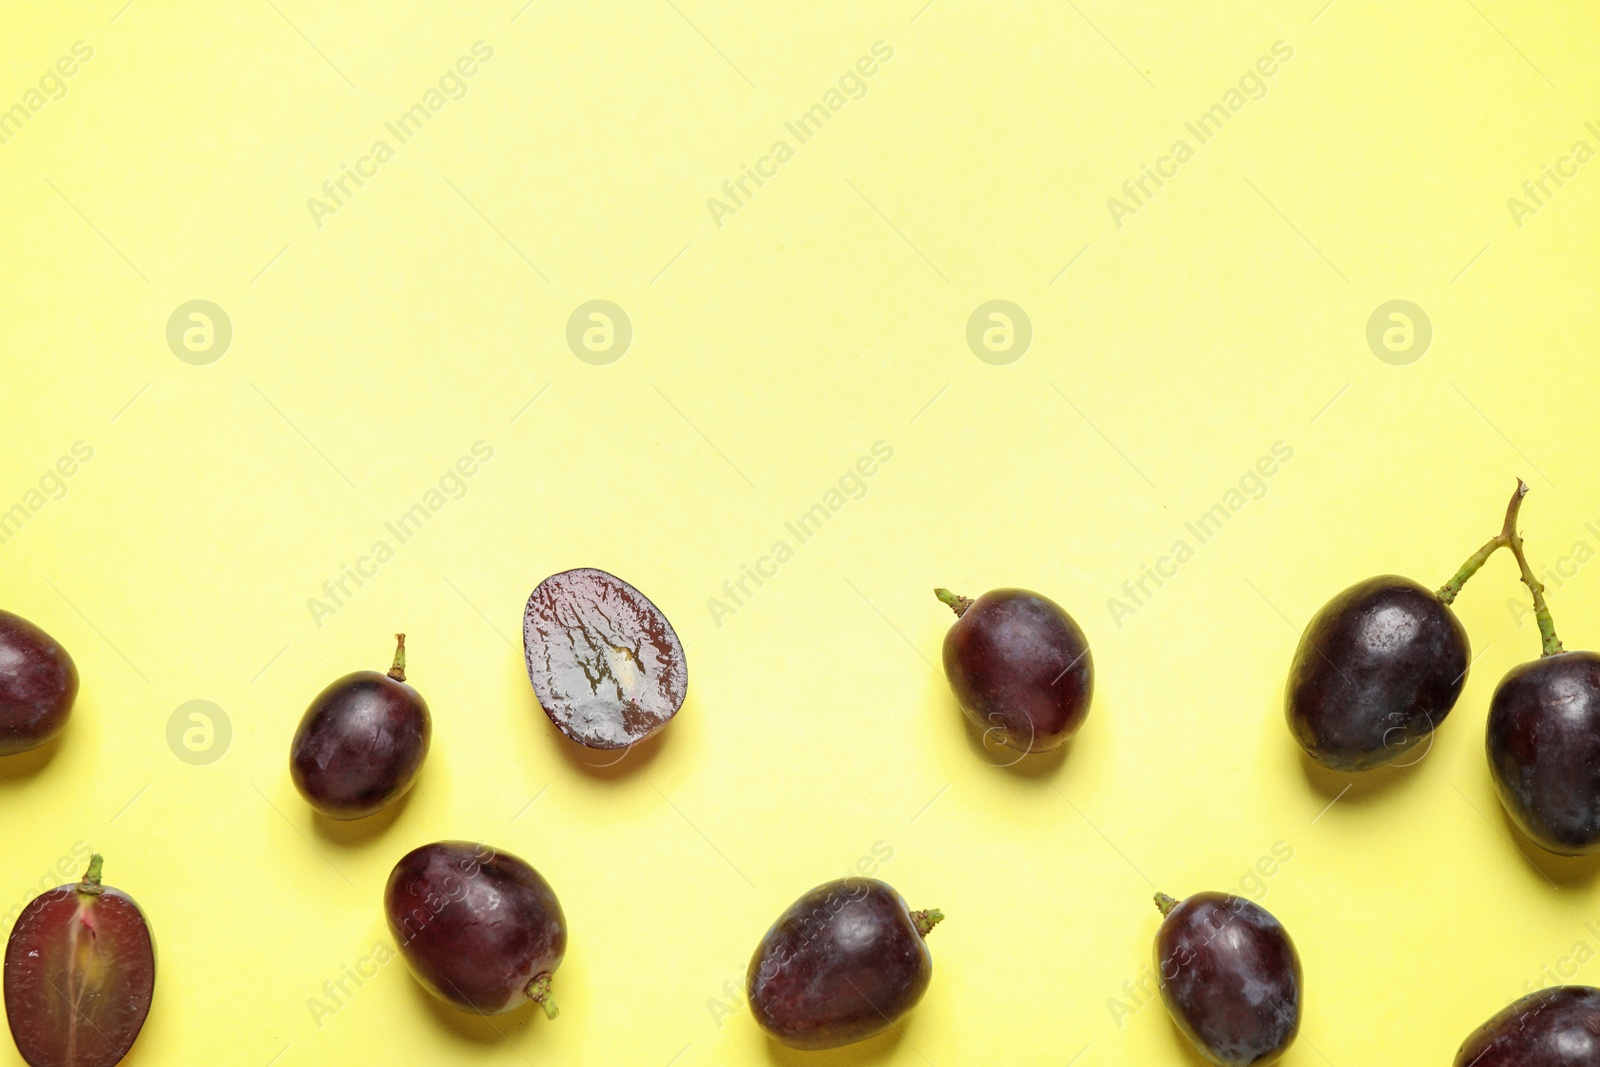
[
  {"x1": 1437, "y1": 482, "x2": 1525, "y2": 605},
  {"x1": 1502, "y1": 486, "x2": 1565, "y2": 657},
  {"x1": 911, "y1": 908, "x2": 944, "y2": 938},
  {"x1": 527, "y1": 973, "x2": 558, "y2": 1019},
  {"x1": 934, "y1": 589, "x2": 973, "y2": 617},
  {"x1": 77, "y1": 854, "x2": 104, "y2": 895},
  {"x1": 1154, "y1": 892, "x2": 1179, "y2": 917},
  {"x1": 388, "y1": 634, "x2": 407, "y2": 682},
  {"x1": 1435, "y1": 480, "x2": 1563, "y2": 656}
]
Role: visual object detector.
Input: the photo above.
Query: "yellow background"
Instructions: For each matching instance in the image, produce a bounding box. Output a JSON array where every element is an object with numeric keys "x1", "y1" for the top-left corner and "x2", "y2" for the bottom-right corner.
[{"x1": 1, "y1": 0, "x2": 1598, "y2": 1063}]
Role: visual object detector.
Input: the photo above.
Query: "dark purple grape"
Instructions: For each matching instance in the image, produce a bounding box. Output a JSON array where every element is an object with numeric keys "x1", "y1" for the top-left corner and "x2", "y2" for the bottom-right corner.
[
  {"x1": 1482, "y1": 486, "x2": 1600, "y2": 855},
  {"x1": 523, "y1": 568, "x2": 687, "y2": 750},
  {"x1": 1488, "y1": 652, "x2": 1600, "y2": 854},
  {"x1": 1285, "y1": 484, "x2": 1539, "y2": 773},
  {"x1": 1455, "y1": 986, "x2": 1600, "y2": 1065},
  {"x1": 0, "y1": 611, "x2": 77, "y2": 757},
  {"x1": 1286, "y1": 575, "x2": 1469, "y2": 771},
  {"x1": 934, "y1": 587, "x2": 1092, "y2": 753},
  {"x1": 1153, "y1": 891, "x2": 1301, "y2": 1066},
  {"x1": 747, "y1": 878, "x2": 940, "y2": 1051},
  {"x1": 290, "y1": 634, "x2": 430, "y2": 820},
  {"x1": 385, "y1": 841, "x2": 566, "y2": 1017},
  {"x1": 4, "y1": 855, "x2": 155, "y2": 1067}
]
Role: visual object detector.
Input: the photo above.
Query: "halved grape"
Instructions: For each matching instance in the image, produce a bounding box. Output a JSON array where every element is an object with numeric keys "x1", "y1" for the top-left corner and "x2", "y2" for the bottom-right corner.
[
  {"x1": 523, "y1": 569, "x2": 687, "y2": 750},
  {"x1": 4, "y1": 855, "x2": 155, "y2": 1067}
]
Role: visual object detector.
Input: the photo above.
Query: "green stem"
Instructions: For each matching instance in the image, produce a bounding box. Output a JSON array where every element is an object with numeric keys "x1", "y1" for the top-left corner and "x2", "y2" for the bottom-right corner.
[
  {"x1": 1500, "y1": 486, "x2": 1565, "y2": 657},
  {"x1": 934, "y1": 589, "x2": 973, "y2": 618},
  {"x1": 1437, "y1": 481, "x2": 1527, "y2": 605},
  {"x1": 911, "y1": 908, "x2": 943, "y2": 938},
  {"x1": 1154, "y1": 892, "x2": 1179, "y2": 916},
  {"x1": 388, "y1": 633, "x2": 407, "y2": 682},
  {"x1": 77, "y1": 854, "x2": 104, "y2": 895},
  {"x1": 527, "y1": 973, "x2": 558, "y2": 1019}
]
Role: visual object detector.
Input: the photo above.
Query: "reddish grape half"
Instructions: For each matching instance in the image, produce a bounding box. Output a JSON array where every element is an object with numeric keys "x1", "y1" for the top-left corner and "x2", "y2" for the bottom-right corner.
[{"x1": 4, "y1": 855, "x2": 155, "y2": 1067}]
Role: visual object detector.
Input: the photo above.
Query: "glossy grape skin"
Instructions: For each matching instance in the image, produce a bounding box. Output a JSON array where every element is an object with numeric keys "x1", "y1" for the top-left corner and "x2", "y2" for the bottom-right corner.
[
  {"x1": 523, "y1": 568, "x2": 688, "y2": 750},
  {"x1": 747, "y1": 878, "x2": 938, "y2": 1051},
  {"x1": 1286, "y1": 575, "x2": 1469, "y2": 771},
  {"x1": 290, "y1": 640, "x2": 429, "y2": 820},
  {"x1": 939, "y1": 588, "x2": 1093, "y2": 753},
  {"x1": 385, "y1": 841, "x2": 566, "y2": 1016},
  {"x1": 3, "y1": 857, "x2": 155, "y2": 1067},
  {"x1": 1154, "y1": 892, "x2": 1301, "y2": 1066},
  {"x1": 1455, "y1": 986, "x2": 1600, "y2": 1065},
  {"x1": 0, "y1": 611, "x2": 78, "y2": 757},
  {"x1": 1487, "y1": 651, "x2": 1600, "y2": 855}
]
